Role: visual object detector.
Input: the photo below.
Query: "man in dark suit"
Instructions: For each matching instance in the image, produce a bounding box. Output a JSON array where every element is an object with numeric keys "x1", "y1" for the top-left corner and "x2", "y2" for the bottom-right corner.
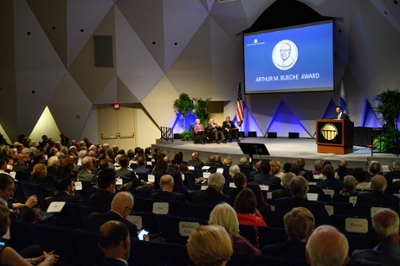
[
  {"x1": 132, "y1": 156, "x2": 150, "y2": 174},
  {"x1": 13, "y1": 153, "x2": 30, "y2": 173},
  {"x1": 46, "y1": 156, "x2": 61, "y2": 177},
  {"x1": 350, "y1": 209, "x2": 400, "y2": 265},
  {"x1": 88, "y1": 169, "x2": 117, "y2": 210},
  {"x1": 356, "y1": 175, "x2": 399, "y2": 207},
  {"x1": 275, "y1": 176, "x2": 329, "y2": 227},
  {"x1": 47, "y1": 176, "x2": 82, "y2": 204},
  {"x1": 385, "y1": 161, "x2": 400, "y2": 188},
  {"x1": 99, "y1": 221, "x2": 130, "y2": 266},
  {"x1": 332, "y1": 106, "x2": 350, "y2": 121},
  {"x1": 253, "y1": 160, "x2": 281, "y2": 186},
  {"x1": 150, "y1": 174, "x2": 186, "y2": 202},
  {"x1": 222, "y1": 116, "x2": 239, "y2": 142},
  {"x1": 272, "y1": 172, "x2": 295, "y2": 199},
  {"x1": 189, "y1": 173, "x2": 231, "y2": 206},
  {"x1": 88, "y1": 191, "x2": 138, "y2": 239},
  {"x1": 187, "y1": 152, "x2": 204, "y2": 167},
  {"x1": 317, "y1": 164, "x2": 344, "y2": 192},
  {"x1": 207, "y1": 118, "x2": 226, "y2": 144}
]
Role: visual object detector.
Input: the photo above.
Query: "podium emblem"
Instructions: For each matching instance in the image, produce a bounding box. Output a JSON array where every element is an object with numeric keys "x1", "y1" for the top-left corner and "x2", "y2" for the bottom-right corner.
[{"x1": 321, "y1": 123, "x2": 338, "y2": 141}]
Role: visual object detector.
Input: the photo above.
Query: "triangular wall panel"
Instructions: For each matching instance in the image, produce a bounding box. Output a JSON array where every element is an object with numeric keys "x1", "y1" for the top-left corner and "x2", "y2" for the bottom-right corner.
[
  {"x1": 117, "y1": 78, "x2": 140, "y2": 104},
  {"x1": 361, "y1": 98, "x2": 381, "y2": 128},
  {"x1": 29, "y1": 107, "x2": 61, "y2": 143},
  {"x1": 94, "y1": 77, "x2": 118, "y2": 104},
  {"x1": 233, "y1": 101, "x2": 263, "y2": 137}
]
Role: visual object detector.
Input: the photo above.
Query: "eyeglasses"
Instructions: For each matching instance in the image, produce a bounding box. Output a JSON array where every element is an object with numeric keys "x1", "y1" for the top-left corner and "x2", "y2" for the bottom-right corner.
[{"x1": 125, "y1": 206, "x2": 133, "y2": 212}]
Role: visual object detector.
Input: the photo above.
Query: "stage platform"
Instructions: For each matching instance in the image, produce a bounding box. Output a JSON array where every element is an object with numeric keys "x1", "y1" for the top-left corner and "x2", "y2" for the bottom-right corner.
[{"x1": 152, "y1": 137, "x2": 399, "y2": 170}]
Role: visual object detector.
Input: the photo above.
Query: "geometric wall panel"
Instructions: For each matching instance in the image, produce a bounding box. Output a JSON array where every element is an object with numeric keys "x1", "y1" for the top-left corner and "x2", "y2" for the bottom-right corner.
[
  {"x1": 30, "y1": 107, "x2": 61, "y2": 144},
  {"x1": 47, "y1": 72, "x2": 93, "y2": 139},
  {"x1": 361, "y1": 98, "x2": 381, "y2": 128},
  {"x1": 117, "y1": 78, "x2": 140, "y2": 104},
  {"x1": 233, "y1": 101, "x2": 264, "y2": 137},
  {"x1": 94, "y1": 77, "x2": 118, "y2": 105}
]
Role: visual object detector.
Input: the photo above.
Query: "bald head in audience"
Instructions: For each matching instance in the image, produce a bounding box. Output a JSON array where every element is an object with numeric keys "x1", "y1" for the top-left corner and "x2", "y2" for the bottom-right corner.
[
  {"x1": 160, "y1": 174, "x2": 174, "y2": 192},
  {"x1": 372, "y1": 209, "x2": 399, "y2": 244},
  {"x1": 370, "y1": 175, "x2": 387, "y2": 192},
  {"x1": 99, "y1": 221, "x2": 130, "y2": 262},
  {"x1": 111, "y1": 192, "x2": 134, "y2": 219},
  {"x1": 306, "y1": 225, "x2": 349, "y2": 266}
]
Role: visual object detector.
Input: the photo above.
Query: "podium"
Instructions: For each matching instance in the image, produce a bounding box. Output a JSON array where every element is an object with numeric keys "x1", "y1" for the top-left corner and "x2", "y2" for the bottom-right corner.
[{"x1": 316, "y1": 119, "x2": 354, "y2": 154}]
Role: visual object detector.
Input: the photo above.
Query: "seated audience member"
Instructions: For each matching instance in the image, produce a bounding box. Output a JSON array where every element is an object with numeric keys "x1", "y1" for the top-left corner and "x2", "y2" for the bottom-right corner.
[
  {"x1": 116, "y1": 156, "x2": 149, "y2": 189},
  {"x1": 385, "y1": 160, "x2": 400, "y2": 189},
  {"x1": 77, "y1": 156, "x2": 97, "y2": 187},
  {"x1": 339, "y1": 175, "x2": 358, "y2": 196},
  {"x1": 275, "y1": 176, "x2": 329, "y2": 227},
  {"x1": 0, "y1": 173, "x2": 37, "y2": 223},
  {"x1": 13, "y1": 153, "x2": 30, "y2": 173},
  {"x1": 270, "y1": 160, "x2": 284, "y2": 179},
  {"x1": 164, "y1": 156, "x2": 178, "y2": 173},
  {"x1": 187, "y1": 152, "x2": 203, "y2": 167},
  {"x1": 193, "y1": 119, "x2": 208, "y2": 144},
  {"x1": 144, "y1": 147, "x2": 152, "y2": 160},
  {"x1": 46, "y1": 156, "x2": 61, "y2": 177},
  {"x1": 228, "y1": 165, "x2": 241, "y2": 181},
  {"x1": 150, "y1": 174, "x2": 186, "y2": 202},
  {"x1": 170, "y1": 170, "x2": 189, "y2": 200},
  {"x1": 263, "y1": 207, "x2": 315, "y2": 264},
  {"x1": 209, "y1": 203, "x2": 260, "y2": 256},
  {"x1": 356, "y1": 175, "x2": 399, "y2": 207},
  {"x1": 88, "y1": 169, "x2": 117, "y2": 210},
  {"x1": 187, "y1": 225, "x2": 233, "y2": 266},
  {"x1": 234, "y1": 188, "x2": 266, "y2": 237},
  {"x1": 152, "y1": 158, "x2": 168, "y2": 175},
  {"x1": 99, "y1": 221, "x2": 130, "y2": 266},
  {"x1": 272, "y1": 172, "x2": 295, "y2": 199},
  {"x1": 132, "y1": 156, "x2": 150, "y2": 174},
  {"x1": 335, "y1": 165, "x2": 348, "y2": 181},
  {"x1": 222, "y1": 116, "x2": 239, "y2": 142},
  {"x1": 238, "y1": 157, "x2": 249, "y2": 166},
  {"x1": 296, "y1": 157, "x2": 312, "y2": 180},
  {"x1": 246, "y1": 182, "x2": 270, "y2": 212},
  {"x1": 207, "y1": 118, "x2": 226, "y2": 144},
  {"x1": 28, "y1": 163, "x2": 54, "y2": 198},
  {"x1": 0, "y1": 204, "x2": 58, "y2": 266},
  {"x1": 317, "y1": 164, "x2": 344, "y2": 192},
  {"x1": 88, "y1": 192, "x2": 138, "y2": 239},
  {"x1": 306, "y1": 225, "x2": 349, "y2": 266},
  {"x1": 222, "y1": 156, "x2": 232, "y2": 166},
  {"x1": 152, "y1": 148, "x2": 161, "y2": 161},
  {"x1": 367, "y1": 162, "x2": 382, "y2": 181},
  {"x1": 353, "y1": 167, "x2": 370, "y2": 190},
  {"x1": 312, "y1": 160, "x2": 325, "y2": 180},
  {"x1": 350, "y1": 209, "x2": 400, "y2": 265},
  {"x1": 226, "y1": 172, "x2": 247, "y2": 204},
  {"x1": 253, "y1": 161, "x2": 281, "y2": 186},
  {"x1": 249, "y1": 160, "x2": 262, "y2": 177},
  {"x1": 172, "y1": 151, "x2": 184, "y2": 166},
  {"x1": 189, "y1": 173, "x2": 230, "y2": 206},
  {"x1": 47, "y1": 176, "x2": 82, "y2": 204}
]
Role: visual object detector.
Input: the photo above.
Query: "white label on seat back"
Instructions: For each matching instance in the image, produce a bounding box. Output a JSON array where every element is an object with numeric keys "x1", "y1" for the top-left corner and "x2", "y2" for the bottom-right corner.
[
  {"x1": 323, "y1": 189, "x2": 334, "y2": 196},
  {"x1": 217, "y1": 168, "x2": 224, "y2": 174},
  {"x1": 181, "y1": 174, "x2": 185, "y2": 181},
  {"x1": 146, "y1": 161, "x2": 152, "y2": 166},
  {"x1": 148, "y1": 175, "x2": 155, "y2": 182},
  {"x1": 203, "y1": 172, "x2": 211, "y2": 179},
  {"x1": 127, "y1": 215, "x2": 142, "y2": 230},
  {"x1": 307, "y1": 193, "x2": 319, "y2": 201},
  {"x1": 116, "y1": 178, "x2": 123, "y2": 185},
  {"x1": 188, "y1": 166, "x2": 195, "y2": 170},
  {"x1": 370, "y1": 207, "x2": 390, "y2": 218},
  {"x1": 229, "y1": 183, "x2": 236, "y2": 188},
  {"x1": 266, "y1": 192, "x2": 272, "y2": 199},
  {"x1": 260, "y1": 185, "x2": 269, "y2": 191},
  {"x1": 201, "y1": 185, "x2": 208, "y2": 190},
  {"x1": 152, "y1": 202, "x2": 169, "y2": 214},
  {"x1": 349, "y1": 196, "x2": 357, "y2": 205},
  {"x1": 202, "y1": 166, "x2": 210, "y2": 170},
  {"x1": 47, "y1": 201, "x2": 66, "y2": 213},
  {"x1": 345, "y1": 218, "x2": 368, "y2": 233},
  {"x1": 179, "y1": 222, "x2": 200, "y2": 237},
  {"x1": 74, "y1": 181, "x2": 82, "y2": 191},
  {"x1": 325, "y1": 205, "x2": 334, "y2": 216}
]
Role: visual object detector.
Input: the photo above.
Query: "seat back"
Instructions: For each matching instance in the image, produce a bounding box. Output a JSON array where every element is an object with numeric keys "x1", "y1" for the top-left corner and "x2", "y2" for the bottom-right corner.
[
  {"x1": 73, "y1": 229, "x2": 104, "y2": 266},
  {"x1": 19, "y1": 181, "x2": 47, "y2": 210},
  {"x1": 238, "y1": 224, "x2": 257, "y2": 246},
  {"x1": 78, "y1": 205, "x2": 108, "y2": 231},
  {"x1": 258, "y1": 226, "x2": 287, "y2": 248},
  {"x1": 128, "y1": 211, "x2": 160, "y2": 234},
  {"x1": 74, "y1": 179, "x2": 95, "y2": 204}
]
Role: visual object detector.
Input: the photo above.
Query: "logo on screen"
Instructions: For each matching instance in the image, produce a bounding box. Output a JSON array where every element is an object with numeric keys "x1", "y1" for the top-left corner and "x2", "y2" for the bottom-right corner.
[
  {"x1": 321, "y1": 123, "x2": 338, "y2": 141},
  {"x1": 272, "y1": 40, "x2": 298, "y2": 70}
]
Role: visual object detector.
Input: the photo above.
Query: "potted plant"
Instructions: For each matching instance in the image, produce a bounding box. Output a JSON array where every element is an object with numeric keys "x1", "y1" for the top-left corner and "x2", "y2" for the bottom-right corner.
[
  {"x1": 173, "y1": 93, "x2": 194, "y2": 131},
  {"x1": 193, "y1": 97, "x2": 211, "y2": 126},
  {"x1": 374, "y1": 89, "x2": 400, "y2": 152}
]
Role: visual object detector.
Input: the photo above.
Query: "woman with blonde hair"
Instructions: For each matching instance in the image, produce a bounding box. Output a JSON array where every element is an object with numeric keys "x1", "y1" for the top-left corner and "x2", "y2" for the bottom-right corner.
[
  {"x1": 187, "y1": 225, "x2": 233, "y2": 266},
  {"x1": 29, "y1": 163, "x2": 54, "y2": 198},
  {"x1": 209, "y1": 203, "x2": 260, "y2": 256}
]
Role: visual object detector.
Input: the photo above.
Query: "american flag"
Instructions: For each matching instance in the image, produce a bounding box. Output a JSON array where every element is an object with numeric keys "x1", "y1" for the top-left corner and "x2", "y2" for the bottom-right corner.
[{"x1": 236, "y1": 82, "x2": 244, "y2": 127}]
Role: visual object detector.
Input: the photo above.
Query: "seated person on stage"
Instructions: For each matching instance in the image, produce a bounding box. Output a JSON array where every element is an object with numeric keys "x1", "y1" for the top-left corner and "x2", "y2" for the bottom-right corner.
[
  {"x1": 209, "y1": 203, "x2": 260, "y2": 256},
  {"x1": 193, "y1": 119, "x2": 208, "y2": 144},
  {"x1": 98, "y1": 221, "x2": 131, "y2": 266},
  {"x1": 263, "y1": 207, "x2": 315, "y2": 265},
  {"x1": 331, "y1": 105, "x2": 350, "y2": 121},
  {"x1": 350, "y1": 209, "x2": 400, "y2": 265},
  {"x1": 306, "y1": 225, "x2": 349, "y2": 266},
  {"x1": 207, "y1": 118, "x2": 226, "y2": 144},
  {"x1": 222, "y1": 116, "x2": 240, "y2": 142}
]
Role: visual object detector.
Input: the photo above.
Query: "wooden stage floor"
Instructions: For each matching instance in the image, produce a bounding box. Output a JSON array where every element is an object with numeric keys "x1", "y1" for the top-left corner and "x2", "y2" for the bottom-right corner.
[{"x1": 153, "y1": 137, "x2": 399, "y2": 170}]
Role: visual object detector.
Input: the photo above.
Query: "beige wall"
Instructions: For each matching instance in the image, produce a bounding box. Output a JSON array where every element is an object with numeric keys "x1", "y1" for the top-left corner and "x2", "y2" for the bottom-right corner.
[{"x1": 30, "y1": 107, "x2": 61, "y2": 143}]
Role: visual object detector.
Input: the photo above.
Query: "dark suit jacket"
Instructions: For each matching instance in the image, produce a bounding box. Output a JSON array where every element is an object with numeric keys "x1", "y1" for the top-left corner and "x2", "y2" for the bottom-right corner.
[
  {"x1": 88, "y1": 190, "x2": 115, "y2": 210},
  {"x1": 356, "y1": 191, "x2": 399, "y2": 207},
  {"x1": 385, "y1": 170, "x2": 400, "y2": 187},
  {"x1": 332, "y1": 112, "x2": 350, "y2": 121},
  {"x1": 101, "y1": 258, "x2": 128, "y2": 266},
  {"x1": 262, "y1": 239, "x2": 307, "y2": 264},
  {"x1": 275, "y1": 197, "x2": 330, "y2": 227},
  {"x1": 28, "y1": 175, "x2": 54, "y2": 197},
  {"x1": 132, "y1": 166, "x2": 150, "y2": 174},
  {"x1": 48, "y1": 191, "x2": 82, "y2": 204},
  {"x1": 317, "y1": 178, "x2": 344, "y2": 191},
  {"x1": 187, "y1": 160, "x2": 204, "y2": 167},
  {"x1": 189, "y1": 187, "x2": 231, "y2": 206},
  {"x1": 253, "y1": 173, "x2": 281, "y2": 186},
  {"x1": 13, "y1": 162, "x2": 30, "y2": 173},
  {"x1": 115, "y1": 168, "x2": 135, "y2": 178},
  {"x1": 222, "y1": 121, "x2": 237, "y2": 130},
  {"x1": 47, "y1": 166, "x2": 61, "y2": 177},
  {"x1": 350, "y1": 244, "x2": 400, "y2": 265},
  {"x1": 226, "y1": 187, "x2": 245, "y2": 204},
  {"x1": 272, "y1": 188, "x2": 292, "y2": 199},
  {"x1": 150, "y1": 190, "x2": 186, "y2": 203},
  {"x1": 88, "y1": 211, "x2": 138, "y2": 239}
]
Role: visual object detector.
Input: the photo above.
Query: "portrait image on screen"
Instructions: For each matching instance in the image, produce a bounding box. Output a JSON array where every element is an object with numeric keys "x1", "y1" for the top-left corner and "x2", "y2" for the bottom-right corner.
[{"x1": 243, "y1": 21, "x2": 334, "y2": 94}]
